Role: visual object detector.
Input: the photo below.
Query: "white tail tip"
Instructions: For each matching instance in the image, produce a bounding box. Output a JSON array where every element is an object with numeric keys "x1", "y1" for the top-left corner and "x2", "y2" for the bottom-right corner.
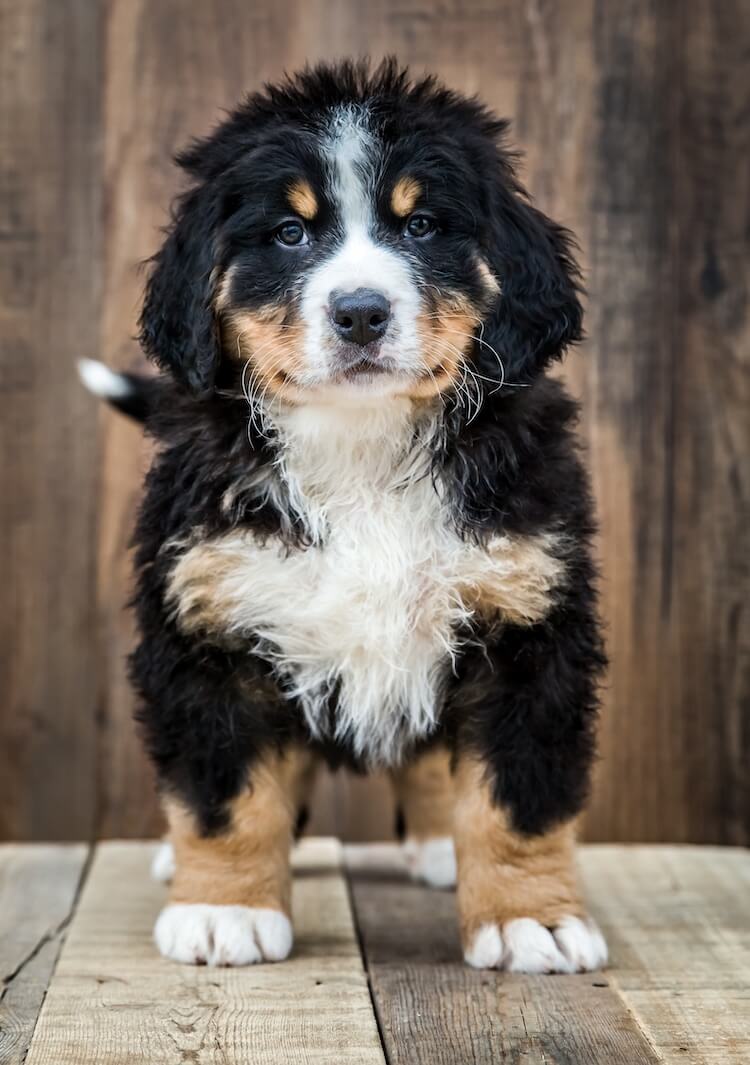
[{"x1": 77, "y1": 359, "x2": 132, "y2": 399}]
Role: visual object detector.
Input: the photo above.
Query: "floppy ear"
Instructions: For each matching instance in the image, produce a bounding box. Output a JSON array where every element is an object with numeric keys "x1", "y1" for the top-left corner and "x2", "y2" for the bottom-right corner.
[
  {"x1": 482, "y1": 185, "x2": 583, "y2": 384},
  {"x1": 139, "y1": 185, "x2": 221, "y2": 395}
]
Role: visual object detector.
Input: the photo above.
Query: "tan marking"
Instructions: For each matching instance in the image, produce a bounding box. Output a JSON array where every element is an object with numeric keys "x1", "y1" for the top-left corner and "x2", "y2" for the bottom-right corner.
[
  {"x1": 390, "y1": 176, "x2": 422, "y2": 217},
  {"x1": 221, "y1": 304, "x2": 305, "y2": 401},
  {"x1": 475, "y1": 256, "x2": 500, "y2": 295},
  {"x1": 214, "y1": 264, "x2": 235, "y2": 311},
  {"x1": 288, "y1": 178, "x2": 318, "y2": 220},
  {"x1": 457, "y1": 533, "x2": 565, "y2": 626},
  {"x1": 167, "y1": 527, "x2": 563, "y2": 648},
  {"x1": 453, "y1": 755, "x2": 583, "y2": 944},
  {"x1": 390, "y1": 746, "x2": 454, "y2": 839},
  {"x1": 291, "y1": 746, "x2": 320, "y2": 820},
  {"x1": 166, "y1": 536, "x2": 248, "y2": 639},
  {"x1": 398, "y1": 294, "x2": 478, "y2": 400},
  {"x1": 165, "y1": 746, "x2": 316, "y2": 914}
]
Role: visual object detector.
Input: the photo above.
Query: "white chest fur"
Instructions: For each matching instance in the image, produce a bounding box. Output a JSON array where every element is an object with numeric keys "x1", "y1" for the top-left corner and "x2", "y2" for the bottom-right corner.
[{"x1": 167, "y1": 401, "x2": 565, "y2": 765}]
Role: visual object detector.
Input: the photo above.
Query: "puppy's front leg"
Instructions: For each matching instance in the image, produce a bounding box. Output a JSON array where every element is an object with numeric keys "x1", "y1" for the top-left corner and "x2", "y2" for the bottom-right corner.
[
  {"x1": 154, "y1": 748, "x2": 307, "y2": 967},
  {"x1": 454, "y1": 756, "x2": 607, "y2": 973}
]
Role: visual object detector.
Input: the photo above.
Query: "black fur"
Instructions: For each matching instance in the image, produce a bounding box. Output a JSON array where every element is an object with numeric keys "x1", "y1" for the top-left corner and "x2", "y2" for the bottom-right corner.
[
  {"x1": 105, "y1": 372, "x2": 158, "y2": 422},
  {"x1": 126, "y1": 59, "x2": 604, "y2": 839},
  {"x1": 441, "y1": 381, "x2": 604, "y2": 834},
  {"x1": 139, "y1": 185, "x2": 222, "y2": 395}
]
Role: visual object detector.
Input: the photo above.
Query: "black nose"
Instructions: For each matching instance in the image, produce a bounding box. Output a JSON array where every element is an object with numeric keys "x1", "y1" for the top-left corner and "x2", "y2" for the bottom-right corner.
[{"x1": 330, "y1": 288, "x2": 391, "y2": 346}]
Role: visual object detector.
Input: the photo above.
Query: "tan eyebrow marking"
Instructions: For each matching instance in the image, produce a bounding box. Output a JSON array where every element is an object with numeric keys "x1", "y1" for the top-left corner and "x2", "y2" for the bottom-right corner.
[
  {"x1": 391, "y1": 176, "x2": 422, "y2": 217},
  {"x1": 287, "y1": 178, "x2": 318, "y2": 220}
]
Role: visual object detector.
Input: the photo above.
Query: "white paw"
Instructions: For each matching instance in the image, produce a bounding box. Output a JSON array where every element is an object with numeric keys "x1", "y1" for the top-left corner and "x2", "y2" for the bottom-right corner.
[
  {"x1": 403, "y1": 836, "x2": 457, "y2": 889},
  {"x1": 154, "y1": 904, "x2": 293, "y2": 966},
  {"x1": 151, "y1": 840, "x2": 176, "y2": 883},
  {"x1": 465, "y1": 915, "x2": 607, "y2": 973}
]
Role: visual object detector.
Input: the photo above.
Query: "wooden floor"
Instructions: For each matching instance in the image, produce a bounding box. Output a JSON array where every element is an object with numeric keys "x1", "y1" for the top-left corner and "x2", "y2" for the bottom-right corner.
[{"x1": 1, "y1": 841, "x2": 747, "y2": 1064}]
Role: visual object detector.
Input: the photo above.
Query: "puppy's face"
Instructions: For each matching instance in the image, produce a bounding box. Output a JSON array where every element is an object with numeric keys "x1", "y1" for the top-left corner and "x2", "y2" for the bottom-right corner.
[
  {"x1": 140, "y1": 63, "x2": 582, "y2": 411},
  {"x1": 215, "y1": 106, "x2": 498, "y2": 404}
]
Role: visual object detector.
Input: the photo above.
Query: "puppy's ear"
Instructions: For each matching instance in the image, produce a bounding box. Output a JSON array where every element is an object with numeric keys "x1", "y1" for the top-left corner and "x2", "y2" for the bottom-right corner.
[
  {"x1": 484, "y1": 185, "x2": 583, "y2": 383},
  {"x1": 139, "y1": 186, "x2": 221, "y2": 395}
]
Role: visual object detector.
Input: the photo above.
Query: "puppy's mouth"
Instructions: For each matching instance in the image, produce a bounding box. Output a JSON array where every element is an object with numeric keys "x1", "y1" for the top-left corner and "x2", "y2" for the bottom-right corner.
[{"x1": 330, "y1": 345, "x2": 401, "y2": 382}]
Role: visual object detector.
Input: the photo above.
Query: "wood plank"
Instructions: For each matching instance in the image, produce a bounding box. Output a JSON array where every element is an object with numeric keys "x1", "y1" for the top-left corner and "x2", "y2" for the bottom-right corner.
[
  {"x1": 25, "y1": 840, "x2": 385, "y2": 1065},
  {"x1": 581, "y1": 845, "x2": 750, "y2": 1064},
  {"x1": 580, "y1": 0, "x2": 684, "y2": 842},
  {"x1": 667, "y1": 0, "x2": 749, "y2": 845},
  {"x1": 582, "y1": 0, "x2": 750, "y2": 844},
  {"x1": 0, "y1": 0, "x2": 103, "y2": 839},
  {"x1": 346, "y1": 844, "x2": 661, "y2": 1065},
  {"x1": 0, "y1": 845, "x2": 89, "y2": 1065}
]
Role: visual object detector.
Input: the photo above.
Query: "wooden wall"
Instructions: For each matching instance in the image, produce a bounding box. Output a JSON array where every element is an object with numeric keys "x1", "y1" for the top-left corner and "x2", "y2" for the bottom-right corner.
[{"x1": 1, "y1": 0, "x2": 747, "y2": 844}]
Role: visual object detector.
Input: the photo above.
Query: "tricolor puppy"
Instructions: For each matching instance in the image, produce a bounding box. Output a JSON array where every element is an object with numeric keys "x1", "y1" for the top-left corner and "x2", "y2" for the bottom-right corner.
[{"x1": 81, "y1": 60, "x2": 607, "y2": 973}]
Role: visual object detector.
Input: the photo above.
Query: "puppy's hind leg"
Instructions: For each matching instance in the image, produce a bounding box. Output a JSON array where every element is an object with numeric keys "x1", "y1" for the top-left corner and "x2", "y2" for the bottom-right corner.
[
  {"x1": 151, "y1": 838, "x2": 176, "y2": 883},
  {"x1": 390, "y1": 745, "x2": 456, "y2": 889}
]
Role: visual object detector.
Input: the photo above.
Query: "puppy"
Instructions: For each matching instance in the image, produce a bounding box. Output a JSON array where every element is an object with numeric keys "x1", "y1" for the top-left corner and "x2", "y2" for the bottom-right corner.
[{"x1": 81, "y1": 60, "x2": 607, "y2": 973}]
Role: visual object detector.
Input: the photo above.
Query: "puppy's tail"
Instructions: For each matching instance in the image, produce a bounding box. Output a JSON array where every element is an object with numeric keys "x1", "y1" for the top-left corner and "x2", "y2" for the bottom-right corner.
[{"x1": 77, "y1": 359, "x2": 155, "y2": 423}]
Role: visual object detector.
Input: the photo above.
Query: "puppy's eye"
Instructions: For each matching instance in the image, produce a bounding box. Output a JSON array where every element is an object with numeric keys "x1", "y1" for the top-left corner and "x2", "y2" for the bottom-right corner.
[
  {"x1": 275, "y1": 221, "x2": 309, "y2": 247},
  {"x1": 404, "y1": 213, "x2": 435, "y2": 239}
]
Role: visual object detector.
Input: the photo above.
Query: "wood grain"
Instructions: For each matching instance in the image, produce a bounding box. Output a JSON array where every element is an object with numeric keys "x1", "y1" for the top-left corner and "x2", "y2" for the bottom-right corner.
[
  {"x1": 667, "y1": 0, "x2": 749, "y2": 843},
  {"x1": 581, "y1": 845, "x2": 750, "y2": 1064},
  {"x1": 0, "y1": 844, "x2": 89, "y2": 1065},
  {"x1": 346, "y1": 843, "x2": 662, "y2": 1065},
  {"x1": 0, "y1": 0, "x2": 102, "y2": 840},
  {"x1": 581, "y1": 0, "x2": 750, "y2": 844},
  {"x1": 24, "y1": 839, "x2": 385, "y2": 1065},
  {"x1": 0, "y1": 0, "x2": 746, "y2": 844},
  {"x1": 8, "y1": 841, "x2": 750, "y2": 1063}
]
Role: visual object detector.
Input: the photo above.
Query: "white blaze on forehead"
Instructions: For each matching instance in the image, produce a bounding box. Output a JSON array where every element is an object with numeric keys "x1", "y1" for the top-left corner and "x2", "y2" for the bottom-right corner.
[{"x1": 324, "y1": 105, "x2": 374, "y2": 231}]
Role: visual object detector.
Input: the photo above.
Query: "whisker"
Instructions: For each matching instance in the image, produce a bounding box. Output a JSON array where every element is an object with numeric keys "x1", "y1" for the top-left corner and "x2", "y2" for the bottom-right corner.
[
  {"x1": 418, "y1": 319, "x2": 511, "y2": 391},
  {"x1": 419, "y1": 342, "x2": 478, "y2": 419},
  {"x1": 420, "y1": 336, "x2": 489, "y2": 422}
]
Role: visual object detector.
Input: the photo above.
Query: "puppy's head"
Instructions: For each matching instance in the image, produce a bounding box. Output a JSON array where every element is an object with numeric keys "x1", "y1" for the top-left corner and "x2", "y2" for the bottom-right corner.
[{"x1": 139, "y1": 60, "x2": 582, "y2": 410}]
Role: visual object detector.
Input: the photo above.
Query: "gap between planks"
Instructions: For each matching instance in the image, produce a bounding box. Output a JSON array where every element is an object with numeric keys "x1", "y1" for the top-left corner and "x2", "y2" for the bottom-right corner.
[{"x1": 0, "y1": 845, "x2": 90, "y2": 1065}]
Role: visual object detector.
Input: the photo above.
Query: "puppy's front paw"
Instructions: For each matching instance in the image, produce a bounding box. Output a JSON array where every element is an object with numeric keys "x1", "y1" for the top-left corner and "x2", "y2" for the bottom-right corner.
[
  {"x1": 464, "y1": 915, "x2": 607, "y2": 973},
  {"x1": 154, "y1": 904, "x2": 293, "y2": 966},
  {"x1": 403, "y1": 836, "x2": 457, "y2": 889}
]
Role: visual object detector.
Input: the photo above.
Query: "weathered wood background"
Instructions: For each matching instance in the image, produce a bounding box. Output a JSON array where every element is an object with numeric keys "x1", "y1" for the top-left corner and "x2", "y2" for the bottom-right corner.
[{"x1": 1, "y1": 0, "x2": 747, "y2": 843}]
